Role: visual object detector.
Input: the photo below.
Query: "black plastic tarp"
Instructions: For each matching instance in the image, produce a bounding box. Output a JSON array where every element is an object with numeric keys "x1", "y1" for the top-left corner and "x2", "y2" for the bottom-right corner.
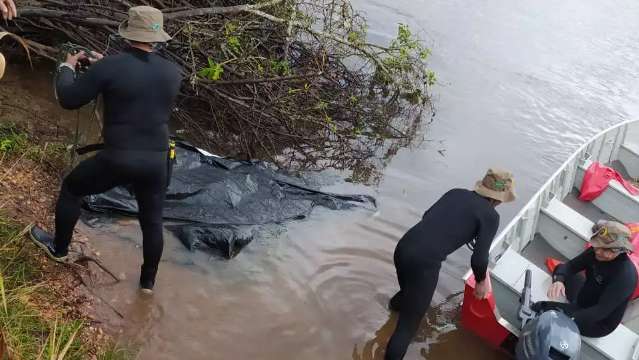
[{"x1": 82, "y1": 143, "x2": 376, "y2": 258}]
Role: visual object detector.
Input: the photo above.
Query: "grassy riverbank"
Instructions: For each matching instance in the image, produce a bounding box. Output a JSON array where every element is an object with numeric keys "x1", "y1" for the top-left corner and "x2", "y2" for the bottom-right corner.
[{"x1": 0, "y1": 123, "x2": 132, "y2": 359}]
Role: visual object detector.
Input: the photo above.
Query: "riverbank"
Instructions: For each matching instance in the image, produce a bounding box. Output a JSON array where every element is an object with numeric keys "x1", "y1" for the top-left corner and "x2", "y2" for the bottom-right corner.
[{"x1": 0, "y1": 65, "x2": 131, "y2": 359}]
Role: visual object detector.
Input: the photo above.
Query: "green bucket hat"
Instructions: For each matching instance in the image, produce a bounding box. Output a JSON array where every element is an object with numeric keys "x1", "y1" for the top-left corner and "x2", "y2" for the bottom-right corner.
[
  {"x1": 590, "y1": 220, "x2": 633, "y2": 253},
  {"x1": 474, "y1": 168, "x2": 516, "y2": 203},
  {"x1": 118, "y1": 6, "x2": 171, "y2": 43}
]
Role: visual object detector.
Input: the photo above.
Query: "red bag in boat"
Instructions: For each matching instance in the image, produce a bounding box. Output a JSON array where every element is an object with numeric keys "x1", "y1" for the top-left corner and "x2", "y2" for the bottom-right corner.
[
  {"x1": 629, "y1": 223, "x2": 639, "y2": 243},
  {"x1": 628, "y1": 223, "x2": 639, "y2": 299},
  {"x1": 579, "y1": 162, "x2": 639, "y2": 201}
]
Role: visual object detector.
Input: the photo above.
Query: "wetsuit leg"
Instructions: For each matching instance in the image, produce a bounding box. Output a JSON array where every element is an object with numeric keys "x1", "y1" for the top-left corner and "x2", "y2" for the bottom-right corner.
[
  {"x1": 385, "y1": 264, "x2": 440, "y2": 360},
  {"x1": 564, "y1": 273, "x2": 615, "y2": 337},
  {"x1": 390, "y1": 247, "x2": 409, "y2": 312},
  {"x1": 544, "y1": 273, "x2": 613, "y2": 337},
  {"x1": 133, "y1": 178, "x2": 166, "y2": 283},
  {"x1": 130, "y1": 152, "x2": 167, "y2": 286},
  {"x1": 54, "y1": 153, "x2": 121, "y2": 254}
]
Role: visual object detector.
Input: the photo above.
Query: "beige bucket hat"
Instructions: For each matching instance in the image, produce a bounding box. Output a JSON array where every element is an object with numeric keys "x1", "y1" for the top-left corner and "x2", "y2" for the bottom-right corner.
[
  {"x1": 0, "y1": 52, "x2": 5, "y2": 80},
  {"x1": 118, "y1": 6, "x2": 171, "y2": 43},
  {"x1": 475, "y1": 168, "x2": 516, "y2": 203},
  {"x1": 590, "y1": 220, "x2": 633, "y2": 252},
  {"x1": 0, "y1": 32, "x2": 31, "y2": 80}
]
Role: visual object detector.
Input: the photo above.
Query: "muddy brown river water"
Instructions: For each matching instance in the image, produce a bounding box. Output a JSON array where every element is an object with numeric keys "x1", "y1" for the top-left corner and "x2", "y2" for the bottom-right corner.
[{"x1": 5, "y1": 0, "x2": 639, "y2": 359}]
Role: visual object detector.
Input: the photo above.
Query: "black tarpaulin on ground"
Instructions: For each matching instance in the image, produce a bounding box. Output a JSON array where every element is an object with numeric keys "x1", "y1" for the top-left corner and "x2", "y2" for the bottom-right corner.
[{"x1": 82, "y1": 143, "x2": 376, "y2": 258}]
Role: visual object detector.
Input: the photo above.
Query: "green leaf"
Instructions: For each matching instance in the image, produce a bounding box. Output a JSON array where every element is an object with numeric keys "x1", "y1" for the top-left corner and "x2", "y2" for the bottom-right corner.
[
  {"x1": 227, "y1": 36, "x2": 241, "y2": 52},
  {"x1": 198, "y1": 58, "x2": 224, "y2": 81},
  {"x1": 314, "y1": 100, "x2": 328, "y2": 111}
]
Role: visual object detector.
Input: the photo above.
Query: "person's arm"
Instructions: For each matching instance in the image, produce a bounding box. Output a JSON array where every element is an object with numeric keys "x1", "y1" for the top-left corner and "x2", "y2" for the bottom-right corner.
[
  {"x1": 553, "y1": 248, "x2": 593, "y2": 283},
  {"x1": 55, "y1": 52, "x2": 106, "y2": 110},
  {"x1": 471, "y1": 211, "x2": 499, "y2": 283},
  {"x1": 547, "y1": 248, "x2": 593, "y2": 299}
]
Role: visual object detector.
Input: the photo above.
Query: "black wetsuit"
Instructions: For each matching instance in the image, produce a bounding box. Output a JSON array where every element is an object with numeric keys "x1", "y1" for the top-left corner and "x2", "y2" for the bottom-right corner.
[
  {"x1": 385, "y1": 189, "x2": 500, "y2": 360},
  {"x1": 54, "y1": 47, "x2": 182, "y2": 285},
  {"x1": 535, "y1": 247, "x2": 637, "y2": 337}
]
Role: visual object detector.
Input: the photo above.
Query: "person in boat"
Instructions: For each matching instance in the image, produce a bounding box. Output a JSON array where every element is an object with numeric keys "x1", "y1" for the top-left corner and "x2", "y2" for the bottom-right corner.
[
  {"x1": 29, "y1": 6, "x2": 183, "y2": 294},
  {"x1": 534, "y1": 220, "x2": 637, "y2": 338},
  {"x1": 385, "y1": 168, "x2": 516, "y2": 360}
]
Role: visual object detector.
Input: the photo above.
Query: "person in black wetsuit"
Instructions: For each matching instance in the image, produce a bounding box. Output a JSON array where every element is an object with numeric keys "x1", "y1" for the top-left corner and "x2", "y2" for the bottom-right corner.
[
  {"x1": 385, "y1": 168, "x2": 516, "y2": 360},
  {"x1": 534, "y1": 220, "x2": 637, "y2": 337},
  {"x1": 29, "y1": 6, "x2": 182, "y2": 294}
]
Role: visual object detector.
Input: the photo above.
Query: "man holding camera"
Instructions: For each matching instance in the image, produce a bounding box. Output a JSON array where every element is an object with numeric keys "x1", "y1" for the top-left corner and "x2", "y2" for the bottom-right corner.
[{"x1": 29, "y1": 6, "x2": 183, "y2": 294}]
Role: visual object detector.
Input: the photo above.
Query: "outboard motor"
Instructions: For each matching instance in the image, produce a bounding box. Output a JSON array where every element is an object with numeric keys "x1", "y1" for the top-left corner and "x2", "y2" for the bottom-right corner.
[{"x1": 515, "y1": 270, "x2": 581, "y2": 360}]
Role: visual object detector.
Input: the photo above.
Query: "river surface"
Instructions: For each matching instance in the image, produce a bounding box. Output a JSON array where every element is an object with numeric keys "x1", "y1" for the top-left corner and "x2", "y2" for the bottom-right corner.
[{"x1": 26, "y1": 0, "x2": 639, "y2": 359}]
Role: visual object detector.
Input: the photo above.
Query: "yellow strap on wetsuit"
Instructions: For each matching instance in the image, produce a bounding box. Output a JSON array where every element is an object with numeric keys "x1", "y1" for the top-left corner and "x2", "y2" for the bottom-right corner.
[{"x1": 169, "y1": 140, "x2": 176, "y2": 160}]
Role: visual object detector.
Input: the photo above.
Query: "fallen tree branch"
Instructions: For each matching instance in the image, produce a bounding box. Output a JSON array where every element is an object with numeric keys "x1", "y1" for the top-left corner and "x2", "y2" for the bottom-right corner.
[
  {"x1": 164, "y1": 0, "x2": 285, "y2": 20},
  {"x1": 7, "y1": 0, "x2": 433, "y2": 183},
  {"x1": 199, "y1": 71, "x2": 322, "y2": 85}
]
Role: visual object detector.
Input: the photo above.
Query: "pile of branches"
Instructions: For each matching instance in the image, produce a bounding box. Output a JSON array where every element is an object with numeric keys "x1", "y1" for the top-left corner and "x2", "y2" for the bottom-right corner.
[{"x1": 6, "y1": 0, "x2": 434, "y2": 182}]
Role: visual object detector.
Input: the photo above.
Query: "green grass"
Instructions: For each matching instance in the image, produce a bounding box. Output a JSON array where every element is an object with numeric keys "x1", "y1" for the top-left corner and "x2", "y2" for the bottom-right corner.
[
  {"x1": 0, "y1": 122, "x2": 69, "y2": 169},
  {"x1": 0, "y1": 125, "x2": 134, "y2": 359},
  {"x1": 0, "y1": 213, "x2": 133, "y2": 359},
  {"x1": 0, "y1": 216, "x2": 85, "y2": 359},
  {"x1": 98, "y1": 344, "x2": 138, "y2": 360},
  {"x1": 0, "y1": 123, "x2": 29, "y2": 155}
]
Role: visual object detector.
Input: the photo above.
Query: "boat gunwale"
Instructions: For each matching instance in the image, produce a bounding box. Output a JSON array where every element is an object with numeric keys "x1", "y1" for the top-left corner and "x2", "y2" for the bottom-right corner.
[{"x1": 463, "y1": 119, "x2": 639, "y2": 282}]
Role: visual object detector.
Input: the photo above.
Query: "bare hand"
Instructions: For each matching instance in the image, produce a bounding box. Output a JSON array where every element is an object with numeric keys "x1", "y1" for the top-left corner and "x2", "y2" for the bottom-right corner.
[
  {"x1": 474, "y1": 277, "x2": 492, "y2": 299},
  {"x1": 65, "y1": 52, "x2": 85, "y2": 68},
  {"x1": 86, "y1": 51, "x2": 104, "y2": 64},
  {"x1": 547, "y1": 281, "x2": 566, "y2": 300},
  {"x1": 0, "y1": 0, "x2": 17, "y2": 20}
]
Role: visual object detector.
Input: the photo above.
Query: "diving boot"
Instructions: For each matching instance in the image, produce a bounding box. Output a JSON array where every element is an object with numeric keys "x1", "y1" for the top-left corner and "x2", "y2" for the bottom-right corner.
[
  {"x1": 29, "y1": 225, "x2": 68, "y2": 262},
  {"x1": 139, "y1": 266, "x2": 158, "y2": 295}
]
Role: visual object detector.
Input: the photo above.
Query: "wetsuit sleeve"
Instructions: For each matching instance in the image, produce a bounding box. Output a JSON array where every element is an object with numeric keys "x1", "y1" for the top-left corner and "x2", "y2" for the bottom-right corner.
[
  {"x1": 55, "y1": 60, "x2": 106, "y2": 110},
  {"x1": 471, "y1": 211, "x2": 499, "y2": 282},
  {"x1": 552, "y1": 249, "x2": 592, "y2": 283}
]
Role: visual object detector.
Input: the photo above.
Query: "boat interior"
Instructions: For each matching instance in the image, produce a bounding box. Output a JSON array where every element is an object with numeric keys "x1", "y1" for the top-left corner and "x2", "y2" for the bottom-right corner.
[{"x1": 480, "y1": 122, "x2": 639, "y2": 359}]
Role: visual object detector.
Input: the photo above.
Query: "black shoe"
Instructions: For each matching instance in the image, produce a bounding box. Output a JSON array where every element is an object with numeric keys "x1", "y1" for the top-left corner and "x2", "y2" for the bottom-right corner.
[
  {"x1": 139, "y1": 266, "x2": 157, "y2": 295},
  {"x1": 29, "y1": 225, "x2": 68, "y2": 263}
]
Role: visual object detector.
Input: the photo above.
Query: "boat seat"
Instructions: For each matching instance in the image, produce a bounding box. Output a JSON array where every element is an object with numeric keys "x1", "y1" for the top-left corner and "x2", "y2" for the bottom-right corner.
[
  {"x1": 492, "y1": 247, "x2": 559, "y2": 304},
  {"x1": 575, "y1": 159, "x2": 639, "y2": 224},
  {"x1": 537, "y1": 197, "x2": 593, "y2": 259},
  {"x1": 492, "y1": 248, "x2": 639, "y2": 360}
]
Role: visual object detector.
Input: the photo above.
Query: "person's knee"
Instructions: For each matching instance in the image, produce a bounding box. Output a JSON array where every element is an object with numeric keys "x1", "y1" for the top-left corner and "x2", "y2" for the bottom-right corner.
[
  {"x1": 58, "y1": 179, "x2": 82, "y2": 203},
  {"x1": 577, "y1": 320, "x2": 613, "y2": 338}
]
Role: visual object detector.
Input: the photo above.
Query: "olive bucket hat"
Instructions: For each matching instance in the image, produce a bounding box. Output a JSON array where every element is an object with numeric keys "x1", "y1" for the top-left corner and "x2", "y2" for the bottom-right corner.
[
  {"x1": 590, "y1": 220, "x2": 634, "y2": 253},
  {"x1": 475, "y1": 168, "x2": 516, "y2": 203},
  {"x1": 118, "y1": 6, "x2": 171, "y2": 43}
]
